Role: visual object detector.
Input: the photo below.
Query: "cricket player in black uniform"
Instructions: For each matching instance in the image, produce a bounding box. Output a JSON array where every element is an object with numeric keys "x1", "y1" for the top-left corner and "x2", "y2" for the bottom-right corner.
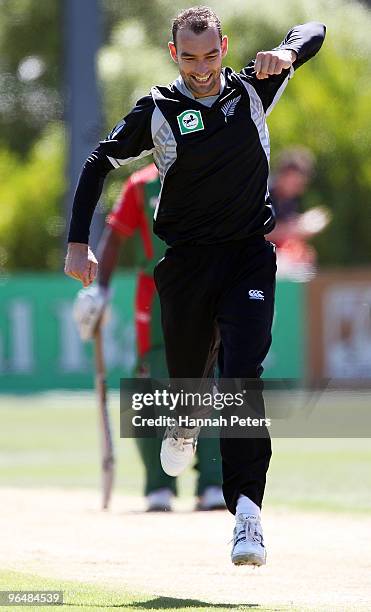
[{"x1": 65, "y1": 6, "x2": 326, "y2": 566}]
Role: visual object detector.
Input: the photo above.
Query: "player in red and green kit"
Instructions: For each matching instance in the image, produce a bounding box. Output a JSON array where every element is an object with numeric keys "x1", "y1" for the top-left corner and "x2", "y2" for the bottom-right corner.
[{"x1": 75, "y1": 163, "x2": 225, "y2": 512}]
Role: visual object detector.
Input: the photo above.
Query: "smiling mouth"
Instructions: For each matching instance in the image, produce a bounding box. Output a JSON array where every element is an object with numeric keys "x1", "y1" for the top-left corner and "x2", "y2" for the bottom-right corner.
[{"x1": 191, "y1": 74, "x2": 212, "y2": 85}]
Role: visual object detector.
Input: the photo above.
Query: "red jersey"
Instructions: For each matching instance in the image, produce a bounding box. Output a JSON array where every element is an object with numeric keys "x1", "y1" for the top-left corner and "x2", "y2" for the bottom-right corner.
[{"x1": 107, "y1": 163, "x2": 162, "y2": 358}]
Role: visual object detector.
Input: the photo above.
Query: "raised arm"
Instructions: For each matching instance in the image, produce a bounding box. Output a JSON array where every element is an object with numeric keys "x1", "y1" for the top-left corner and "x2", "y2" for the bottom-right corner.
[
  {"x1": 239, "y1": 22, "x2": 326, "y2": 113},
  {"x1": 274, "y1": 22, "x2": 327, "y2": 70},
  {"x1": 64, "y1": 95, "x2": 155, "y2": 286}
]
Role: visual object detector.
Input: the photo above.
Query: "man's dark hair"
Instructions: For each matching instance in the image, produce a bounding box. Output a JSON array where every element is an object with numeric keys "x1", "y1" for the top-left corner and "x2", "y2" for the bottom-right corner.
[{"x1": 172, "y1": 6, "x2": 222, "y2": 46}]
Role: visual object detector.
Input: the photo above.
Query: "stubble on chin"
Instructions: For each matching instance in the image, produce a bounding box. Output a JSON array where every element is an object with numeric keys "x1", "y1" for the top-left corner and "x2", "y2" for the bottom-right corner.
[{"x1": 183, "y1": 74, "x2": 219, "y2": 98}]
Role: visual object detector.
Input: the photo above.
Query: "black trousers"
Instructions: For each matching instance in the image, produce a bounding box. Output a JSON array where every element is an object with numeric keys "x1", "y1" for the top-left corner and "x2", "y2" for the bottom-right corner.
[{"x1": 154, "y1": 236, "x2": 276, "y2": 514}]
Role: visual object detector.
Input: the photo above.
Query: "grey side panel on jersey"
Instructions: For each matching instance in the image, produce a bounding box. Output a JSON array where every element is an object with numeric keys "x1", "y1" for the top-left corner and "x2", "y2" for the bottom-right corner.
[
  {"x1": 151, "y1": 88, "x2": 178, "y2": 221},
  {"x1": 242, "y1": 81, "x2": 271, "y2": 165},
  {"x1": 265, "y1": 66, "x2": 294, "y2": 116},
  {"x1": 242, "y1": 81, "x2": 275, "y2": 228},
  {"x1": 106, "y1": 149, "x2": 154, "y2": 169}
]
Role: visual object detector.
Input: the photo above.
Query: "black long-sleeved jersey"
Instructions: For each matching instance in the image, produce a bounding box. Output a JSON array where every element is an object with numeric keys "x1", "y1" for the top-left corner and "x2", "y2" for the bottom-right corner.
[{"x1": 68, "y1": 22, "x2": 326, "y2": 246}]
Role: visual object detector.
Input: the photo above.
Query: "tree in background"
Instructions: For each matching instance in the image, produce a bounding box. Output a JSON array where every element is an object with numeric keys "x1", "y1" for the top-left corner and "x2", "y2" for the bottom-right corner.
[
  {"x1": 0, "y1": 0, "x2": 64, "y2": 273},
  {"x1": 0, "y1": 0, "x2": 62, "y2": 156},
  {"x1": 0, "y1": 126, "x2": 65, "y2": 273}
]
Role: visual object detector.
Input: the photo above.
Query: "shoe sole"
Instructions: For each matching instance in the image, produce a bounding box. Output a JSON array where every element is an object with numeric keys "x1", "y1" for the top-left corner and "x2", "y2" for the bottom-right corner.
[
  {"x1": 232, "y1": 553, "x2": 266, "y2": 566},
  {"x1": 160, "y1": 449, "x2": 195, "y2": 477}
]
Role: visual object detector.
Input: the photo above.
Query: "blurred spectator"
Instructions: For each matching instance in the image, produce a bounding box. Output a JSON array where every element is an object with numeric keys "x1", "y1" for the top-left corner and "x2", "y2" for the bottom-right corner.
[{"x1": 268, "y1": 147, "x2": 330, "y2": 280}]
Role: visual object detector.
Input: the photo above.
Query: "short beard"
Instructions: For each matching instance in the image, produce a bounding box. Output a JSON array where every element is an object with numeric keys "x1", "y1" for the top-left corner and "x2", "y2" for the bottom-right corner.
[{"x1": 181, "y1": 70, "x2": 220, "y2": 98}]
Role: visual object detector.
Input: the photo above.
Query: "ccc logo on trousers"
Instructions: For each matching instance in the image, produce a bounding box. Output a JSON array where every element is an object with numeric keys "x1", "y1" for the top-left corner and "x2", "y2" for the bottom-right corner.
[{"x1": 249, "y1": 289, "x2": 264, "y2": 300}]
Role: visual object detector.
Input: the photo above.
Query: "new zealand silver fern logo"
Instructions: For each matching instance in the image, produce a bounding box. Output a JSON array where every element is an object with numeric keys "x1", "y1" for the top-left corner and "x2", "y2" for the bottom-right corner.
[{"x1": 221, "y1": 95, "x2": 241, "y2": 122}]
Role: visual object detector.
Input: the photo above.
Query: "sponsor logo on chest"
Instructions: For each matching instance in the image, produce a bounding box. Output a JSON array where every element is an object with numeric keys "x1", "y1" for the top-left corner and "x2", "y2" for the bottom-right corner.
[{"x1": 177, "y1": 110, "x2": 205, "y2": 135}]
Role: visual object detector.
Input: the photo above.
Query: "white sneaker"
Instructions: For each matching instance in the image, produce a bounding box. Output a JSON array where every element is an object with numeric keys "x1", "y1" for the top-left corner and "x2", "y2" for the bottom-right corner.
[
  {"x1": 231, "y1": 513, "x2": 267, "y2": 566},
  {"x1": 160, "y1": 422, "x2": 200, "y2": 477},
  {"x1": 147, "y1": 488, "x2": 173, "y2": 512},
  {"x1": 196, "y1": 486, "x2": 226, "y2": 511}
]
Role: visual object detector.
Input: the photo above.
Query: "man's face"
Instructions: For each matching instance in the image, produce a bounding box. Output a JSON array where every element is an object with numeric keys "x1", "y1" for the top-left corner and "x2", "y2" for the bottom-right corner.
[{"x1": 169, "y1": 27, "x2": 228, "y2": 98}]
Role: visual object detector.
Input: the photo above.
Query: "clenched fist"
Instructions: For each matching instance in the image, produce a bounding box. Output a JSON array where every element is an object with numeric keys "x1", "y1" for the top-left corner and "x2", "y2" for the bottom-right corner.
[
  {"x1": 64, "y1": 242, "x2": 98, "y2": 287},
  {"x1": 254, "y1": 49, "x2": 297, "y2": 80}
]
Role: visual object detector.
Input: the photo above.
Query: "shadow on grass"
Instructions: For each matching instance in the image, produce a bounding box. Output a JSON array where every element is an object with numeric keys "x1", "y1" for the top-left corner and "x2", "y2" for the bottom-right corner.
[
  {"x1": 127, "y1": 597, "x2": 260, "y2": 609},
  {"x1": 65, "y1": 595, "x2": 260, "y2": 609}
]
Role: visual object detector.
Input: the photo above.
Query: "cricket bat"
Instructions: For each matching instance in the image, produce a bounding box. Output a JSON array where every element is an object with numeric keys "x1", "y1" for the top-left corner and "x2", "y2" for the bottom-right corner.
[{"x1": 94, "y1": 323, "x2": 115, "y2": 509}]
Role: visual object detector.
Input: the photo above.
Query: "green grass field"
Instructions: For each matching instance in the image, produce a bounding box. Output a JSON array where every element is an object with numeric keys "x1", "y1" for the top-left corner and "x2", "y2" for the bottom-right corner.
[
  {"x1": 0, "y1": 569, "x2": 308, "y2": 612},
  {"x1": 1, "y1": 392, "x2": 370, "y2": 612},
  {"x1": 1, "y1": 392, "x2": 371, "y2": 513}
]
